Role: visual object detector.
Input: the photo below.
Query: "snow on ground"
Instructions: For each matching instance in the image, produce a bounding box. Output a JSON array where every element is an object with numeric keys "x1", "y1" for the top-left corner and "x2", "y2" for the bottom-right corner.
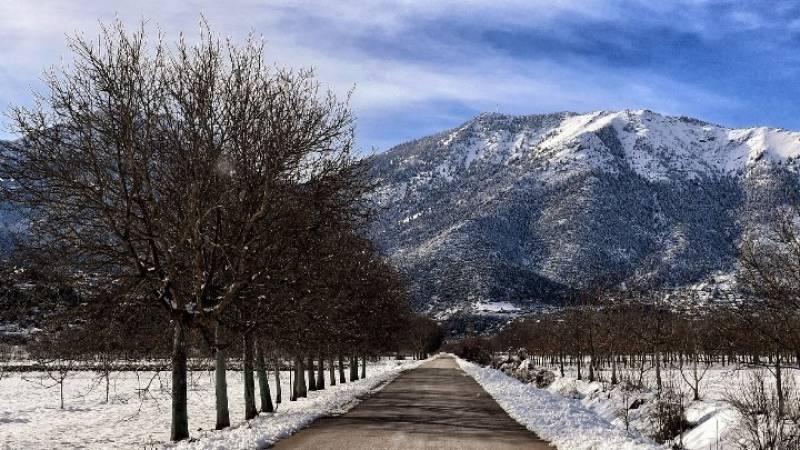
[
  {"x1": 480, "y1": 355, "x2": 799, "y2": 450},
  {"x1": 544, "y1": 365, "x2": 788, "y2": 450},
  {"x1": 456, "y1": 357, "x2": 660, "y2": 450},
  {"x1": 0, "y1": 358, "x2": 421, "y2": 449}
]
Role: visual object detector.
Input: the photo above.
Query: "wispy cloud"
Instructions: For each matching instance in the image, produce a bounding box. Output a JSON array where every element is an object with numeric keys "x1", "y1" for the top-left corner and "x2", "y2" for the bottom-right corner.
[{"x1": 1, "y1": 0, "x2": 799, "y2": 150}]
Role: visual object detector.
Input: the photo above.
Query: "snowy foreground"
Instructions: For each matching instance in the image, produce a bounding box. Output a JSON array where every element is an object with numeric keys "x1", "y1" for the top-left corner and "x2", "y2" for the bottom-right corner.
[
  {"x1": 544, "y1": 366, "x2": 777, "y2": 450},
  {"x1": 2, "y1": 354, "x2": 766, "y2": 449},
  {"x1": 456, "y1": 357, "x2": 660, "y2": 450},
  {"x1": 0, "y1": 358, "x2": 422, "y2": 449},
  {"x1": 460, "y1": 355, "x2": 797, "y2": 450}
]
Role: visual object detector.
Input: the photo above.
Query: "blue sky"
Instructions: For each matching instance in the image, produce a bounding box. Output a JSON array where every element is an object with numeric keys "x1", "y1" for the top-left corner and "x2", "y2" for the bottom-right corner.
[{"x1": 2, "y1": 1, "x2": 800, "y2": 152}]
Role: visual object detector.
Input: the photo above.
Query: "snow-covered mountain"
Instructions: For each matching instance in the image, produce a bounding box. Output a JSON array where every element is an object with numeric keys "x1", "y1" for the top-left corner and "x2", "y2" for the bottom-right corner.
[{"x1": 367, "y1": 110, "x2": 800, "y2": 322}]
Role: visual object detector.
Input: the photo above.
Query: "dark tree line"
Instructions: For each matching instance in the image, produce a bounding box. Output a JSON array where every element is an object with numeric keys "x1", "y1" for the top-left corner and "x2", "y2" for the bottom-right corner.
[{"x1": 0, "y1": 20, "x2": 441, "y2": 442}]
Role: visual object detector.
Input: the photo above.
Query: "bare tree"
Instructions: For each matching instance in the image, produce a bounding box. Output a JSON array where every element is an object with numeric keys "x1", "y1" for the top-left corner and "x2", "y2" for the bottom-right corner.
[
  {"x1": 1, "y1": 19, "x2": 356, "y2": 441},
  {"x1": 726, "y1": 371, "x2": 800, "y2": 450},
  {"x1": 736, "y1": 189, "x2": 800, "y2": 417}
]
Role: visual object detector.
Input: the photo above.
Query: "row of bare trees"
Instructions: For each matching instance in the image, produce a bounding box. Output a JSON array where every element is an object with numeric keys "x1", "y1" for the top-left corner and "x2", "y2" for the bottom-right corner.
[
  {"x1": 0, "y1": 20, "x2": 441, "y2": 441},
  {"x1": 495, "y1": 299, "x2": 795, "y2": 395},
  {"x1": 462, "y1": 283, "x2": 800, "y2": 448}
]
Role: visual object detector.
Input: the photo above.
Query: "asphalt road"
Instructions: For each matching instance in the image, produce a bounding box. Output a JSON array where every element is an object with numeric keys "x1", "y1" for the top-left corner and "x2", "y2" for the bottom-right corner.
[{"x1": 272, "y1": 356, "x2": 552, "y2": 449}]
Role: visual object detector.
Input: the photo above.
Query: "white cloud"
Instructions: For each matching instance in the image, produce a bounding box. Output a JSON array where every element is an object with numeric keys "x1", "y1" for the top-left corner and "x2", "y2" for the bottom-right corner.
[{"x1": 0, "y1": 0, "x2": 774, "y2": 148}]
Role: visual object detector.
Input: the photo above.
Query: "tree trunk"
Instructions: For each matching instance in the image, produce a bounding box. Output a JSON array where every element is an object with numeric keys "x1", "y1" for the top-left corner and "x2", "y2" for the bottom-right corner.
[
  {"x1": 776, "y1": 352, "x2": 785, "y2": 417},
  {"x1": 243, "y1": 332, "x2": 257, "y2": 419},
  {"x1": 638, "y1": 353, "x2": 646, "y2": 386},
  {"x1": 255, "y1": 342, "x2": 273, "y2": 413},
  {"x1": 654, "y1": 349, "x2": 662, "y2": 391},
  {"x1": 297, "y1": 357, "x2": 307, "y2": 398},
  {"x1": 104, "y1": 370, "x2": 110, "y2": 403},
  {"x1": 350, "y1": 355, "x2": 359, "y2": 381},
  {"x1": 290, "y1": 359, "x2": 297, "y2": 401},
  {"x1": 692, "y1": 357, "x2": 700, "y2": 401},
  {"x1": 611, "y1": 347, "x2": 618, "y2": 385},
  {"x1": 338, "y1": 354, "x2": 346, "y2": 383},
  {"x1": 214, "y1": 336, "x2": 230, "y2": 430},
  {"x1": 307, "y1": 356, "x2": 317, "y2": 391},
  {"x1": 361, "y1": 355, "x2": 367, "y2": 379},
  {"x1": 329, "y1": 356, "x2": 336, "y2": 386},
  {"x1": 274, "y1": 358, "x2": 282, "y2": 404},
  {"x1": 316, "y1": 355, "x2": 325, "y2": 390},
  {"x1": 170, "y1": 320, "x2": 189, "y2": 442}
]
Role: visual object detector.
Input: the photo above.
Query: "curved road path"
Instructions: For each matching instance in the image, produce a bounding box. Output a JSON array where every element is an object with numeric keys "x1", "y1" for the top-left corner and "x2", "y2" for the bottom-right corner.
[{"x1": 273, "y1": 356, "x2": 551, "y2": 449}]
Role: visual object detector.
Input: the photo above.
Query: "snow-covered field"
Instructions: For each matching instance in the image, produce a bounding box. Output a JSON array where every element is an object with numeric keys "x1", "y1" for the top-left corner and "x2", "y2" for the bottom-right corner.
[
  {"x1": 456, "y1": 357, "x2": 660, "y2": 450},
  {"x1": 3, "y1": 353, "x2": 781, "y2": 450},
  {"x1": 544, "y1": 365, "x2": 782, "y2": 450},
  {"x1": 460, "y1": 354, "x2": 796, "y2": 450},
  {"x1": 0, "y1": 358, "x2": 421, "y2": 449}
]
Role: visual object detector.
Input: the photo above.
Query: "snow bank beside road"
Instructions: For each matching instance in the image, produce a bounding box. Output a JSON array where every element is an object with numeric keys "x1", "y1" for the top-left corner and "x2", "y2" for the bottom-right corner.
[
  {"x1": 456, "y1": 358, "x2": 660, "y2": 450},
  {"x1": 175, "y1": 358, "x2": 423, "y2": 450}
]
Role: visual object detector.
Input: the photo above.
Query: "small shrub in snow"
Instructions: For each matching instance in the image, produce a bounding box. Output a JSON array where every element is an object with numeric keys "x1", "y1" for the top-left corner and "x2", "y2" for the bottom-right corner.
[
  {"x1": 646, "y1": 381, "x2": 690, "y2": 448},
  {"x1": 534, "y1": 370, "x2": 556, "y2": 388},
  {"x1": 629, "y1": 397, "x2": 646, "y2": 410},
  {"x1": 558, "y1": 381, "x2": 585, "y2": 399},
  {"x1": 492, "y1": 353, "x2": 555, "y2": 388},
  {"x1": 618, "y1": 381, "x2": 644, "y2": 432}
]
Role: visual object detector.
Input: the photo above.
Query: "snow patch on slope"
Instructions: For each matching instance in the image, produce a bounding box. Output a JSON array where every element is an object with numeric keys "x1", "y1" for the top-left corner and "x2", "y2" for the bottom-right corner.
[{"x1": 474, "y1": 301, "x2": 520, "y2": 313}]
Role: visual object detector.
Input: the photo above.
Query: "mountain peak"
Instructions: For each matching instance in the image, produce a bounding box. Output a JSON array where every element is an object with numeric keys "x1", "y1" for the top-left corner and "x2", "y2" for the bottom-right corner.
[{"x1": 394, "y1": 109, "x2": 800, "y2": 183}]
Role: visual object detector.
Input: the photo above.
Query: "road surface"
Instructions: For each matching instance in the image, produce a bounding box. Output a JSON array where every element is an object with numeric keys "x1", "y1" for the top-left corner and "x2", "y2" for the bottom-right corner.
[{"x1": 272, "y1": 356, "x2": 552, "y2": 449}]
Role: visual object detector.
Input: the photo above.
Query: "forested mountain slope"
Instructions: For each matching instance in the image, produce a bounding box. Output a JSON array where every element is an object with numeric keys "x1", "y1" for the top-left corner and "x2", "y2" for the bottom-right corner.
[{"x1": 367, "y1": 110, "x2": 800, "y2": 323}]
